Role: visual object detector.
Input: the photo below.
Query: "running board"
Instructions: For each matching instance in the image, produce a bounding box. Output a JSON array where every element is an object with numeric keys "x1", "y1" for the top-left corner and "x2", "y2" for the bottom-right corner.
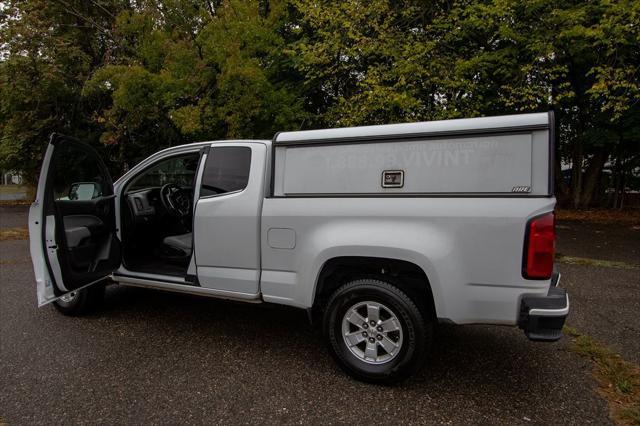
[{"x1": 112, "y1": 274, "x2": 263, "y2": 303}]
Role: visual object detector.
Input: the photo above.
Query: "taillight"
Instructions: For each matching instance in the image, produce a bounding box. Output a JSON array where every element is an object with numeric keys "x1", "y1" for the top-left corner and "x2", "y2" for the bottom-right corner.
[{"x1": 523, "y1": 212, "x2": 556, "y2": 279}]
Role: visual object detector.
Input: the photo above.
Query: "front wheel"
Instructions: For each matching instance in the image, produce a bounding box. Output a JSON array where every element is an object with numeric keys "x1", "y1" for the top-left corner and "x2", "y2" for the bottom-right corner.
[
  {"x1": 53, "y1": 283, "x2": 105, "y2": 316},
  {"x1": 323, "y1": 278, "x2": 432, "y2": 384}
]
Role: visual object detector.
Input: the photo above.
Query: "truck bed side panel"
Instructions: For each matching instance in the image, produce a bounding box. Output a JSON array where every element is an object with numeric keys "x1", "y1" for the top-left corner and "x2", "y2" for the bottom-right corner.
[{"x1": 260, "y1": 197, "x2": 555, "y2": 325}]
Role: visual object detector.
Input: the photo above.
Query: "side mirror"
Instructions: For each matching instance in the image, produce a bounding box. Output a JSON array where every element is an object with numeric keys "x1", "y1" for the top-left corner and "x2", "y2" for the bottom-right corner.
[{"x1": 69, "y1": 182, "x2": 101, "y2": 200}]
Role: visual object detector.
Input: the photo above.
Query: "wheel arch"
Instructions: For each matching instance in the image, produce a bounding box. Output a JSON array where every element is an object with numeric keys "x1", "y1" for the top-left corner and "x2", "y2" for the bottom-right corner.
[{"x1": 311, "y1": 255, "x2": 439, "y2": 323}]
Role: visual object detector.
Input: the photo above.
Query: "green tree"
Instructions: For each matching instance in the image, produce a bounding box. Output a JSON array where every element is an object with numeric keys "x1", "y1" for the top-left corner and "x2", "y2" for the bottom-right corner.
[
  {"x1": 83, "y1": 0, "x2": 307, "y2": 169},
  {"x1": 290, "y1": 0, "x2": 640, "y2": 208},
  {"x1": 0, "y1": 0, "x2": 126, "y2": 183},
  {"x1": 288, "y1": 0, "x2": 435, "y2": 127},
  {"x1": 1, "y1": 0, "x2": 638, "y2": 207}
]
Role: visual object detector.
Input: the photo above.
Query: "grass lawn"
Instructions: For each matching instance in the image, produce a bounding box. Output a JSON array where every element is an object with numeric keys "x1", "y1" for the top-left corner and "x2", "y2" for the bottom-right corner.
[
  {"x1": 0, "y1": 185, "x2": 32, "y2": 204},
  {"x1": 0, "y1": 184, "x2": 28, "y2": 194},
  {"x1": 565, "y1": 327, "x2": 640, "y2": 425},
  {"x1": 557, "y1": 208, "x2": 640, "y2": 226},
  {"x1": 0, "y1": 228, "x2": 29, "y2": 241}
]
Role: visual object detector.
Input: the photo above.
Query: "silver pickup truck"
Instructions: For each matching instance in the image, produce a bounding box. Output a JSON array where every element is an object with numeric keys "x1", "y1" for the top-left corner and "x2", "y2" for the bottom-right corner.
[{"x1": 29, "y1": 111, "x2": 569, "y2": 383}]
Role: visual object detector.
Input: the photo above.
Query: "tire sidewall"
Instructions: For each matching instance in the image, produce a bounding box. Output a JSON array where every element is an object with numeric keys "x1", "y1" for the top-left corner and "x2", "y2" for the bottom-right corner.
[
  {"x1": 53, "y1": 284, "x2": 105, "y2": 316},
  {"x1": 324, "y1": 280, "x2": 428, "y2": 383},
  {"x1": 55, "y1": 291, "x2": 81, "y2": 309}
]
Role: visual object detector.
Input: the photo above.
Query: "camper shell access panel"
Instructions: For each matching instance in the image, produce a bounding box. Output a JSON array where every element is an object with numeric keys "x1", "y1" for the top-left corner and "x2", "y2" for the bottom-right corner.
[{"x1": 270, "y1": 112, "x2": 554, "y2": 198}]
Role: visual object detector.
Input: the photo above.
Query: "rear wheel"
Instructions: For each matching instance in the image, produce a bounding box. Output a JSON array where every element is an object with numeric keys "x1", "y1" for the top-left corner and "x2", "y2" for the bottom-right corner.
[
  {"x1": 323, "y1": 278, "x2": 432, "y2": 384},
  {"x1": 53, "y1": 283, "x2": 105, "y2": 316}
]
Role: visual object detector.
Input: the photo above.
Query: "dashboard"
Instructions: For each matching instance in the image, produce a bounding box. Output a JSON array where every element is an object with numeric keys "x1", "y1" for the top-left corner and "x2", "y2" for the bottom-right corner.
[{"x1": 126, "y1": 186, "x2": 194, "y2": 222}]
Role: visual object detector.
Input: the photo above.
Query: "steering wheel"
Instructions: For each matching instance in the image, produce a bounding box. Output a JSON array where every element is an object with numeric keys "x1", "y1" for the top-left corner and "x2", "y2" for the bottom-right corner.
[{"x1": 160, "y1": 183, "x2": 191, "y2": 217}]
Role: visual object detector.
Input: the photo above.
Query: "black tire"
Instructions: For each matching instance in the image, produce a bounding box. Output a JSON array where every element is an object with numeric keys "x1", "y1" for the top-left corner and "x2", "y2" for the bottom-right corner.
[
  {"x1": 323, "y1": 278, "x2": 432, "y2": 384},
  {"x1": 53, "y1": 283, "x2": 105, "y2": 316}
]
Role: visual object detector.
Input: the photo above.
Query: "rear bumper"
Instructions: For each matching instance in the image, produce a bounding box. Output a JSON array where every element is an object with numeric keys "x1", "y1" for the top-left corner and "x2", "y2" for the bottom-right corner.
[{"x1": 518, "y1": 272, "x2": 569, "y2": 342}]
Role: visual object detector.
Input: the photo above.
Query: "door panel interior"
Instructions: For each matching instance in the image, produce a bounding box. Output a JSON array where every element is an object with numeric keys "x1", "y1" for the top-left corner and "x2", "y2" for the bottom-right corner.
[
  {"x1": 63, "y1": 214, "x2": 104, "y2": 248},
  {"x1": 43, "y1": 136, "x2": 121, "y2": 293},
  {"x1": 55, "y1": 199, "x2": 118, "y2": 283}
]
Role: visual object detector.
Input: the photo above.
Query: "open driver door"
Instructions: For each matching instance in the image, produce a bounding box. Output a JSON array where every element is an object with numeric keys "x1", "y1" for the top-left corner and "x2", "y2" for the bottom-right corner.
[{"x1": 29, "y1": 134, "x2": 121, "y2": 306}]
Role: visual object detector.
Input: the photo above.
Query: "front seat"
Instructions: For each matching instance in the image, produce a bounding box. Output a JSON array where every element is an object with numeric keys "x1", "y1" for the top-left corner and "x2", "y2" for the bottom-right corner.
[{"x1": 162, "y1": 233, "x2": 193, "y2": 257}]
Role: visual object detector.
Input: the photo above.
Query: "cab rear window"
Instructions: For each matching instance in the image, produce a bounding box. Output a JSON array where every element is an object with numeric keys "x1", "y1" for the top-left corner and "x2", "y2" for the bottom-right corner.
[{"x1": 200, "y1": 147, "x2": 251, "y2": 197}]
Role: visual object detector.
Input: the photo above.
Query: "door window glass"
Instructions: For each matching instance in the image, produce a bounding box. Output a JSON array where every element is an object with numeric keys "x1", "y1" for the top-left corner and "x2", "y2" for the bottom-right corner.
[
  {"x1": 50, "y1": 142, "x2": 110, "y2": 201},
  {"x1": 127, "y1": 154, "x2": 199, "y2": 192},
  {"x1": 200, "y1": 147, "x2": 252, "y2": 197}
]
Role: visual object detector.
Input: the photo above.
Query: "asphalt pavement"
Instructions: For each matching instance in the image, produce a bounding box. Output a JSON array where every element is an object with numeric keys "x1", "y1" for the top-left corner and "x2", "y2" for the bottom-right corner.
[
  {"x1": 0, "y1": 205, "x2": 28, "y2": 229},
  {"x1": 2, "y1": 205, "x2": 637, "y2": 424}
]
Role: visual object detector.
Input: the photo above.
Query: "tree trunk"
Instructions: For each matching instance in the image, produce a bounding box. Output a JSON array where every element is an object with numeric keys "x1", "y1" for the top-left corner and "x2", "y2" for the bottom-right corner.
[
  {"x1": 570, "y1": 140, "x2": 584, "y2": 209},
  {"x1": 554, "y1": 155, "x2": 570, "y2": 206},
  {"x1": 612, "y1": 160, "x2": 621, "y2": 209},
  {"x1": 618, "y1": 170, "x2": 626, "y2": 210},
  {"x1": 612, "y1": 140, "x2": 623, "y2": 209},
  {"x1": 579, "y1": 150, "x2": 608, "y2": 208}
]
